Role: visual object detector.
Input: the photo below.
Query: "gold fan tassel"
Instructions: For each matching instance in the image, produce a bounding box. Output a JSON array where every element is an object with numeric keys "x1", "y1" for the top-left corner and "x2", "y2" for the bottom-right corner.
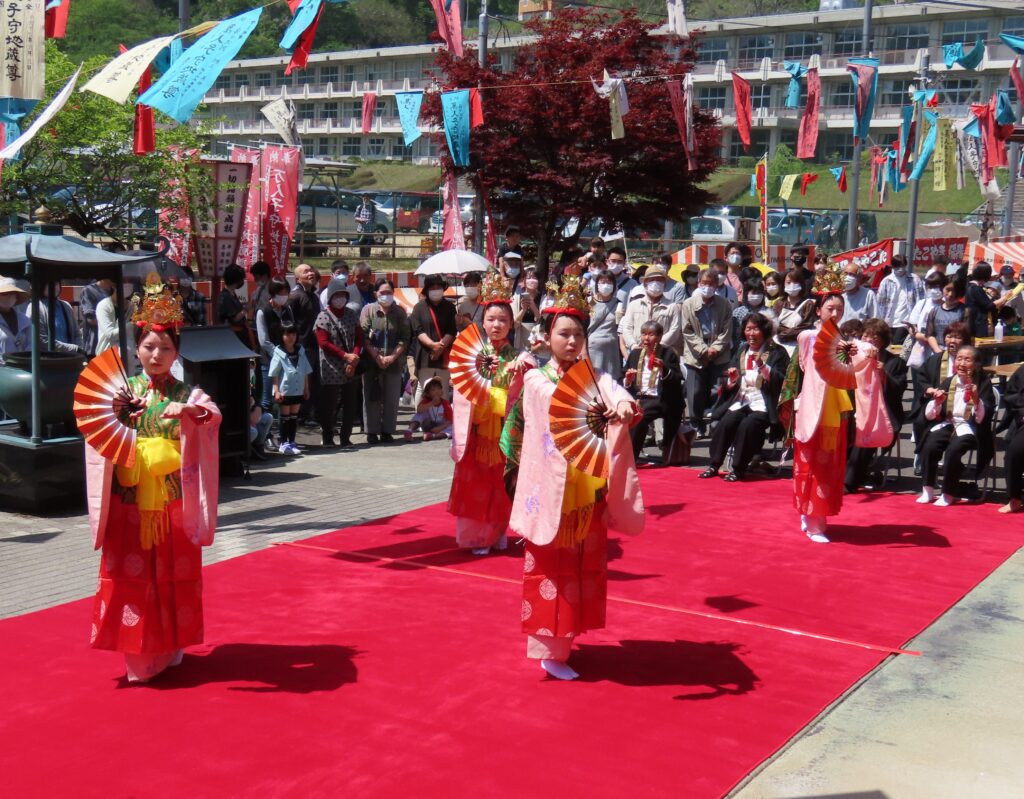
[{"x1": 554, "y1": 463, "x2": 606, "y2": 548}]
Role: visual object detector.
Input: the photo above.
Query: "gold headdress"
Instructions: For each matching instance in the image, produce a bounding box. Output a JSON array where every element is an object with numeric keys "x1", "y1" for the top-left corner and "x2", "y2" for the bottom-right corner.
[
  {"x1": 130, "y1": 273, "x2": 185, "y2": 332},
  {"x1": 542, "y1": 274, "x2": 590, "y2": 320},
  {"x1": 812, "y1": 261, "x2": 845, "y2": 296},
  {"x1": 479, "y1": 270, "x2": 514, "y2": 306}
]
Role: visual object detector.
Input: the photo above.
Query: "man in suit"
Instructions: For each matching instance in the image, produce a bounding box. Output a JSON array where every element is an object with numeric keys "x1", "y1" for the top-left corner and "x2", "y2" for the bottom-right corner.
[
  {"x1": 678, "y1": 267, "x2": 733, "y2": 436},
  {"x1": 624, "y1": 320, "x2": 684, "y2": 464}
]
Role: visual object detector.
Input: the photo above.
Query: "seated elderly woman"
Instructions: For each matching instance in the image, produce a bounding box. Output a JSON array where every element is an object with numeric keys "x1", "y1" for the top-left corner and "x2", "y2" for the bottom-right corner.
[
  {"x1": 844, "y1": 318, "x2": 908, "y2": 492},
  {"x1": 912, "y1": 321, "x2": 973, "y2": 473},
  {"x1": 623, "y1": 320, "x2": 684, "y2": 463},
  {"x1": 917, "y1": 345, "x2": 996, "y2": 506},
  {"x1": 701, "y1": 312, "x2": 790, "y2": 482}
]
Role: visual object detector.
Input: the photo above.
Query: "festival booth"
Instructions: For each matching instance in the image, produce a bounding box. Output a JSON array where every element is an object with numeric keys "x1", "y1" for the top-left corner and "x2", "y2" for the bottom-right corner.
[
  {"x1": 968, "y1": 236, "x2": 1024, "y2": 277},
  {"x1": 0, "y1": 226, "x2": 164, "y2": 510},
  {"x1": 670, "y1": 243, "x2": 815, "y2": 275}
]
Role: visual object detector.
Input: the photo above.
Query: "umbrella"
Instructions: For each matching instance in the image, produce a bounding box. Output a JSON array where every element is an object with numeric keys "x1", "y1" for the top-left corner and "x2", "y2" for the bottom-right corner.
[{"x1": 415, "y1": 249, "x2": 490, "y2": 276}]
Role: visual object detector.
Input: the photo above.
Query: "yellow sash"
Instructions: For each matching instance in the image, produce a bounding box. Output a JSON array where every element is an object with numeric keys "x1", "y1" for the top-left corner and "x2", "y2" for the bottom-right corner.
[
  {"x1": 115, "y1": 437, "x2": 182, "y2": 550},
  {"x1": 555, "y1": 463, "x2": 605, "y2": 548},
  {"x1": 471, "y1": 384, "x2": 509, "y2": 467},
  {"x1": 819, "y1": 386, "x2": 853, "y2": 451}
]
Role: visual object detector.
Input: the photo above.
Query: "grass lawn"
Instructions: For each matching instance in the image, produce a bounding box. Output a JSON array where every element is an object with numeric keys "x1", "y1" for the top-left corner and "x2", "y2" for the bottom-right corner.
[{"x1": 340, "y1": 163, "x2": 442, "y2": 193}]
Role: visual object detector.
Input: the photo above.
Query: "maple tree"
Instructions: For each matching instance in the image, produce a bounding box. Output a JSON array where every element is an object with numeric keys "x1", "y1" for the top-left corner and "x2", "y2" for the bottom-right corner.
[{"x1": 422, "y1": 7, "x2": 721, "y2": 273}]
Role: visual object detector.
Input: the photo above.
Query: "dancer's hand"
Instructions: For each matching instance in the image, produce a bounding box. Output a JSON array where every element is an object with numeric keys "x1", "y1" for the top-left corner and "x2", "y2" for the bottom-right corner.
[
  {"x1": 161, "y1": 402, "x2": 206, "y2": 420},
  {"x1": 605, "y1": 400, "x2": 635, "y2": 425}
]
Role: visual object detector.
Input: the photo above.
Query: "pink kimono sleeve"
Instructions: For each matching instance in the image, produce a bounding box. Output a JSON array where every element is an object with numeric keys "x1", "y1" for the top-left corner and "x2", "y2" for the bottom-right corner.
[{"x1": 178, "y1": 388, "x2": 222, "y2": 546}]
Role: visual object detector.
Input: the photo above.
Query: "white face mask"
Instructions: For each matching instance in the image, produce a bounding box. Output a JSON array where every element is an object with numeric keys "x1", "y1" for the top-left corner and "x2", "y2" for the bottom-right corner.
[
  {"x1": 699, "y1": 285, "x2": 716, "y2": 299},
  {"x1": 273, "y1": 294, "x2": 288, "y2": 306},
  {"x1": 645, "y1": 281, "x2": 665, "y2": 297},
  {"x1": 893, "y1": 267, "x2": 907, "y2": 278},
  {"x1": 464, "y1": 286, "x2": 479, "y2": 299},
  {"x1": 330, "y1": 297, "x2": 346, "y2": 310},
  {"x1": 505, "y1": 266, "x2": 520, "y2": 278},
  {"x1": 334, "y1": 274, "x2": 348, "y2": 286},
  {"x1": 525, "y1": 277, "x2": 540, "y2": 290},
  {"x1": 378, "y1": 293, "x2": 394, "y2": 306},
  {"x1": 179, "y1": 277, "x2": 193, "y2": 289},
  {"x1": 784, "y1": 283, "x2": 802, "y2": 295},
  {"x1": 928, "y1": 288, "x2": 942, "y2": 300},
  {"x1": 728, "y1": 253, "x2": 742, "y2": 266},
  {"x1": 596, "y1": 282, "x2": 614, "y2": 297},
  {"x1": 609, "y1": 262, "x2": 625, "y2": 275},
  {"x1": 428, "y1": 289, "x2": 445, "y2": 302},
  {"x1": 843, "y1": 275, "x2": 858, "y2": 292},
  {"x1": 717, "y1": 273, "x2": 726, "y2": 285},
  {"x1": 765, "y1": 284, "x2": 780, "y2": 296},
  {"x1": 747, "y1": 293, "x2": 763, "y2": 306}
]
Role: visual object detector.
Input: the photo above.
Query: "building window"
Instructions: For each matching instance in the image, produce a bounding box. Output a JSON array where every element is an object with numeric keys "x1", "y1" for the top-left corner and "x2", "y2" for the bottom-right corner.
[
  {"x1": 697, "y1": 87, "x2": 726, "y2": 110},
  {"x1": 738, "y1": 35, "x2": 774, "y2": 63},
  {"x1": 942, "y1": 78, "x2": 981, "y2": 108},
  {"x1": 297, "y1": 69, "x2": 316, "y2": 86},
  {"x1": 881, "y1": 24, "x2": 928, "y2": 53},
  {"x1": 341, "y1": 137, "x2": 360, "y2": 156},
  {"x1": 832, "y1": 28, "x2": 863, "y2": 57},
  {"x1": 697, "y1": 37, "x2": 729, "y2": 65},
  {"x1": 880, "y1": 79, "x2": 913, "y2": 107},
  {"x1": 214, "y1": 74, "x2": 231, "y2": 91},
  {"x1": 320, "y1": 66, "x2": 339, "y2": 85},
  {"x1": 367, "y1": 138, "x2": 386, "y2": 157},
  {"x1": 278, "y1": 72, "x2": 292, "y2": 87},
  {"x1": 344, "y1": 101, "x2": 361, "y2": 122},
  {"x1": 941, "y1": 18, "x2": 988, "y2": 46},
  {"x1": 751, "y1": 83, "x2": 771, "y2": 110},
  {"x1": 235, "y1": 74, "x2": 249, "y2": 89},
  {"x1": 343, "y1": 65, "x2": 355, "y2": 84},
  {"x1": 1006, "y1": 16, "x2": 1024, "y2": 37},
  {"x1": 728, "y1": 130, "x2": 769, "y2": 161},
  {"x1": 256, "y1": 72, "x2": 273, "y2": 88},
  {"x1": 301, "y1": 138, "x2": 315, "y2": 153},
  {"x1": 819, "y1": 132, "x2": 854, "y2": 163},
  {"x1": 321, "y1": 102, "x2": 338, "y2": 123},
  {"x1": 375, "y1": 98, "x2": 386, "y2": 118},
  {"x1": 391, "y1": 140, "x2": 413, "y2": 159},
  {"x1": 395, "y1": 60, "x2": 422, "y2": 80},
  {"x1": 828, "y1": 81, "x2": 855, "y2": 107},
  {"x1": 317, "y1": 138, "x2": 333, "y2": 157},
  {"x1": 784, "y1": 32, "x2": 819, "y2": 61},
  {"x1": 298, "y1": 103, "x2": 316, "y2": 121}
]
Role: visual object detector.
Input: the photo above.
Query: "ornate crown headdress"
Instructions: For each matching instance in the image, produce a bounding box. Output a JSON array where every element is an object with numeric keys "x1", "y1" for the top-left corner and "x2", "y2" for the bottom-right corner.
[
  {"x1": 131, "y1": 273, "x2": 185, "y2": 332},
  {"x1": 812, "y1": 262, "x2": 845, "y2": 296},
  {"x1": 479, "y1": 270, "x2": 514, "y2": 306},
  {"x1": 542, "y1": 274, "x2": 590, "y2": 319}
]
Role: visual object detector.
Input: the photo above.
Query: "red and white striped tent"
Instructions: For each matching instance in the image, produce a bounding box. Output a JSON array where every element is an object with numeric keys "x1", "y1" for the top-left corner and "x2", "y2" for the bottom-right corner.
[
  {"x1": 968, "y1": 236, "x2": 1024, "y2": 278},
  {"x1": 671, "y1": 244, "x2": 814, "y2": 274}
]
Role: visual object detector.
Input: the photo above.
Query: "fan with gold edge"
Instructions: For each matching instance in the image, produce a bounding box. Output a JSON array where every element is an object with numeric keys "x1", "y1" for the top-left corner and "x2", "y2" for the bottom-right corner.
[
  {"x1": 549, "y1": 357, "x2": 610, "y2": 478},
  {"x1": 812, "y1": 317, "x2": 857, "y2": 390},
  {"x1": 448, "y1": 323, "x2": 495, "y2": 405},
  {"x1": 73, "y1": 348, "x2": 138, "y2": 467}
]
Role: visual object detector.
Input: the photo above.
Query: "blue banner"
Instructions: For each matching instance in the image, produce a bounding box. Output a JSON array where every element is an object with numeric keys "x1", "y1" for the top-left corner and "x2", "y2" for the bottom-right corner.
[
  {"x1": 139, "y1": 8, "x2": 263, "y2": 124},
  {"x1": 280, "y1": 0, "x2": 323, "y2": 52},
  {"x1": 783, "y1": 61, "x2": 807, "y2": 109},
  {"x1": 958, "y1": 37, "x2": 985, "y2": 70},
  {"x1": 153, "y1": 38, "x2": 184, "y2": 75},
  {"x1": 395, "y1": 91, "x2": 423, "y2": 146},
  {"x1": 441, "y1": 89, "x2": 470, "y2": 167},
  {"x1": 899, "y1": 105, "x2": 913, "y2": 171},
  {"x1": 996, "y1": 90, "x2": 1016, "y2": 125},
  {"x1": 1001, "y1": 33, "x2": 1024, "y2": 55},
  {"x1": 0, "y1": 98, "x2": 37, "y2": 161},
  {"x1": 848, "y1": 57, "x2": 879, "y2": 143},
  {"x1": 909, "y1": 112, "x2": 938, "y2": 182}
]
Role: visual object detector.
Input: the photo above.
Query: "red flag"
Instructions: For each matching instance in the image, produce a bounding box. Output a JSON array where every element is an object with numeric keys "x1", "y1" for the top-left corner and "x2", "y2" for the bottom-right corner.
[
  {"x1": 796, "y1": 67, "x2": 819, "y2": 159},
  {"x1": 284, "y1": 0, "x2": 324, "y2": 76},
  {"x1": 1012, "y1": 60, "x2": 1024, "y2": 120},
  {"x1": 666, "y1": 80, "x2": 696, "y2": 169},
  {"x1": 119, "y1": 44, "x2": 155, "y2": 155},
  {"x1": 429, "y1": 0, "x2": 463, "y2": 58},
  {"x1": 441, "y1": 169, "x2": 465, "y2": 251},
  {"x1": 361, "y1": 92, "x2": 377, "y2": 135},
  {"x1": 230, "y1": 146, "x2": 263, "y2": 270},
  {"x1": 837, "y1": 165, "x2": 847, "y2": 193},
  {"x1": 731, "y1": 72, "x2": 751, "y2": 151},
  {"x1": 469, "y1": 89, "x2": 484, "y2": 128},
  {"x1": 482, "y1": 190, "x2": 497, "y2": 264},
  {"x1": 45, "y1": 0, "x2": 70, "y2": 39},
  {"x1": 260, "y1": 146, "x2": 302, "y2": 279},
  {"x1": 800, "y1": 172, "x2": 818, "y2": 196}
]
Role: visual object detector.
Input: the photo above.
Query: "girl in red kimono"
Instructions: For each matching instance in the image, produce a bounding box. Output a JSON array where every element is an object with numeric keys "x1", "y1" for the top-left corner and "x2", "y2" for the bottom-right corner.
[
  {"x1": 501, "y1": 277, "x2": 644, "y2": 680},
  {"x1": 85, "y1": 276, "x2": 221, "y2": 683},
  {"x1": 448, "y1": 272, "x2": 533, "y2": 554}
]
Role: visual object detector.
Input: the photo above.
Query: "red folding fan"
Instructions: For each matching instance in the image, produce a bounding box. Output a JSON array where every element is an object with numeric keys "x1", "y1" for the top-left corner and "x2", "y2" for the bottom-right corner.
[
  {"x1": 448, "y1": 323, "x2": 494, "y2": 405},
  {"x1": 813, "y1": 317, "x2": 858, "y2": 390},
  {"x1": 73, "y1": 348, "x2": 138, "y2": 467},
  {"x1": 549, "y1": 357, "x2": 610, "y2": 478}
]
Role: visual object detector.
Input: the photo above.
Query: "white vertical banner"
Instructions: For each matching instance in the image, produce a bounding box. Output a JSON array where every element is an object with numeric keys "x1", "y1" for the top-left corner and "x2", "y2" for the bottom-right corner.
[
  {"x1": 0, "y1": 0, "x2": 45, "y2": 101},
  {"x1": 261, "y1": 97, "x2": 301, "y2": 147}
]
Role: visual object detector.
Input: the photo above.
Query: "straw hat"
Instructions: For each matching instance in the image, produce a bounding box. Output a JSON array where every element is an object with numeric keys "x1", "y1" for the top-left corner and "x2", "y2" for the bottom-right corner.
[
  {"x1": 641, "y1": 265, "x2": 668, "y2": 283},
  {"x1": 0, "y1": 277, "x2": 28, "y2": 301}
]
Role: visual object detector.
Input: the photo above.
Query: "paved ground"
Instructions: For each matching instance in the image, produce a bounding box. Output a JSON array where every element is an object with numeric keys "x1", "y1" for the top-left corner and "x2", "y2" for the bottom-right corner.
[{"x1": 1, "y1": 420, "x2": 1021, "y2": 798}]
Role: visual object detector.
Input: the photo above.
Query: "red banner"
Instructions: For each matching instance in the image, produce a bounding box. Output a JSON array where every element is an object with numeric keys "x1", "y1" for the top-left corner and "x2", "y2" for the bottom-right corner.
[
  {"x1": 192, "y1": 160, "x2": 253, "y2": 279},
  {"x1": 230, "y1": 146, "x2": 263, "y2": 270},
  {"x1": 732, "y1": 72, "x2": 751, "y2": 151},
  {"x1": 261, "y1": 145, "x2": 302, "y2": 278},
  {"x1": 158, "y1": 146, "x2": 198, "y2": 270},
  {"x1": 830, "y1": 238, "x2": 895, "y2": 282},
  {"x1": 912, "y1": 237, "x2": 969, "y2": 268},
  {"x1": 797, "y1": 67, "x2": 819, "y2": 159}
]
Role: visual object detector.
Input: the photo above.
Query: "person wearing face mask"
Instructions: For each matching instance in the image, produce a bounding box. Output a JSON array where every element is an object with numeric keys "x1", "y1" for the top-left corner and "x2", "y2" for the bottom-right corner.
[
  {"x1": 511, "y1": 265, "x2": 543, "y2": 350},
  {"x1": 499, "y1": 251, "x2": 524, "y2": 290},
  {"x1": 27, "y1": 280, "x2": 83, "y2": 355},
  {"x1": 652, "y1": 253, "x2": 685, "y2": 303},
  {"x1": 256, "y1": 280, "x2": 297, "y2": 411},
  {"x1": 605, "y1": 246, "x2": 638, "y2": 308},
  {"x1": 775, "y1": 268, "x2": 816, "y2": 354},
  {"x1": 620, "y1": 266, "x2": 680, "y2": 355},
  {"x1": 360, "y1": 278, "x2": 412, "y2": 444},
  {"x1": 217, "y1": 264, "x2": 252, "y2": 350},
  {"x1": 925, "y1": 280, "x2": 966, "y2": 355},
  {"x1": 679, "y1": 268, "x2": 734, "y2": 437},
  {"x1": 0, "y1": 278, "x2": 30, "y2": 365},
  {"x1": 876, "y1": 255, "x2": 924, "y2": 345},
  {"x1": 175, "y1": 266, "x2": 208, "y2": 327},
  {"x1": 315, "y1": 284, "x2": 364, "y2": 447},
  {"x1": 318, "y1": 259, "x2": 349, "y2": 308},
  {"x1": 586, "y1": 269, "x2": 623, "y2": 379},
  {"x1": 679, "y1": 264, "x2": 701, "y2": 300},
  {"x1": 456, "y1": 271, "x2": 485, "y2": 332},
  {"x1": 723, "y1": 244, "x2": 749, "y2": 301},
  {"x1": 410, "y1": 274, "x2": 458, "y2": 407},
  {"x1": 838, "y1": 262, "x2": 878, "y2": 325},
  {"x1": 760, "y1": 270, "x2": 784, "y2": 319},
  {"x1": 732, "y1": 276, "x2": 768, "y2": 348},
  {"x1": 708, "y1": 258, "x2": 738, "y2": 306}
]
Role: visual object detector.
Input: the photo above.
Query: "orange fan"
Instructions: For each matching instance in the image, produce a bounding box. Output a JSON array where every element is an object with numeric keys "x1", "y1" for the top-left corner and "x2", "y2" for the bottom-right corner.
[
  {"x1": 449, "y1": 323, "x2": 494, "y2": 405},
  {"x1": 813, "y1": 318, "x2": 857, "y2": 390},
  {"x1": 549, "y1": 357, "x2": 610, "y2": 478},
  {"x1": 73, "y1": 348, "x2": 138, "y2": 467}
]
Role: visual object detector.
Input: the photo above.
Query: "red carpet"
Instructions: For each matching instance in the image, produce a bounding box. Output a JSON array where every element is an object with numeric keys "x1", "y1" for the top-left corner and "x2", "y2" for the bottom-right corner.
[{"x1": 1, "y1": 469, "x2": 1021, "y2": 798}]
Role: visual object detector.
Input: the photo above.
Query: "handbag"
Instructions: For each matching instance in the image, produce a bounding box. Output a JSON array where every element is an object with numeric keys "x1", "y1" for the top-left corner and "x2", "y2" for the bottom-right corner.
[{"x1": 663, "y1": 422, "x2": 696, "y2": 466}]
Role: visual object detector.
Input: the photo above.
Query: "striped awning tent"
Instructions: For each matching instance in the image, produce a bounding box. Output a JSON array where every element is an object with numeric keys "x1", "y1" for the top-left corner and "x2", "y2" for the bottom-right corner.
[{"x1": 968, "y1": 236, "x2": 1024, "y2": 277}]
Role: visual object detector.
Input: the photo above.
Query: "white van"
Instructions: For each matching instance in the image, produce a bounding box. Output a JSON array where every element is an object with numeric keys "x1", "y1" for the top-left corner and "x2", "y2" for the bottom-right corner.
[{"x1": 293, "y1": 187, "x2": 392, "y2": 255}]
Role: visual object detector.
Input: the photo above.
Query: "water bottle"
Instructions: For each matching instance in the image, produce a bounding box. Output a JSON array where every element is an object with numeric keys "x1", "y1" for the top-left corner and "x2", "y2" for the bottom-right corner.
[{"x1": 994, "y1": 319, "x2": 1005, "y2": 342}]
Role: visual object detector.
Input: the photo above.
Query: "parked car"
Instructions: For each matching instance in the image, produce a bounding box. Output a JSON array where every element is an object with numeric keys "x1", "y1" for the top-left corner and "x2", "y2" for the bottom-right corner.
[
  {"x1": 766, "y1": 211, "x2": 823, "y2": 245},
  {"x1": 690, "y1": 215, "x2": 758, "y2": 243},
  {"x1": 428, "y1": 195, "x2": 477, "y2": 233},
  {"x1": 293, "y1": 186, "x2": 392, "y2": 255},
  {"x1": 373, "y1": 191, "x2": 440, "y2": 233}
]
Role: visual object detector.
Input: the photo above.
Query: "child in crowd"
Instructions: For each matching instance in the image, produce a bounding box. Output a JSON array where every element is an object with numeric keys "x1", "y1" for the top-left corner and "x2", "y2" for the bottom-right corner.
[
  {"x1": 405, "y1": 377, "x2": 453, "y2": 440},
  {"x1": 268, "y1": 323, "x2": 313, "y2": 455}
]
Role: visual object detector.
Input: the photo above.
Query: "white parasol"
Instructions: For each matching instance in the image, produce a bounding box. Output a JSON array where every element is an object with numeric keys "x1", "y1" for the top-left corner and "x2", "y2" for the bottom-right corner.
[{"x1": 414, "y1": 249, "x2": 491, "y2": 276}]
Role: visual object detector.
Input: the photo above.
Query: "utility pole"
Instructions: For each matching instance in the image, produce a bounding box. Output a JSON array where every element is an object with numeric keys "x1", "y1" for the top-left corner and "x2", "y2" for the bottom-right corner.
[
  {"x1": 179, "y1": 0, "x2": 190, "y2": 32},
  {"x1": 473, "y1": 0, "x2": 488, "y2": 255},
  {"x1": 1002, "y1": 58, "x2": 1024, "y2": 236},
  {"x1": 905, "y1": 51, "x2": 930, "y2": 266},
  {"x1": 845, "y1": 0, "x2": 873, "y2": 249}
]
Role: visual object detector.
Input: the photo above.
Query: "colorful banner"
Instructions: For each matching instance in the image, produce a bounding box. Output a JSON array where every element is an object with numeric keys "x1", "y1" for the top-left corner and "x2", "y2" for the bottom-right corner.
[
  {"x1": 0, "y1": 98, "x2": 37, "y2": 160},
  {"x1": 755, "y1": 155, "x2": 768, "y2": 257},
  {"x1": 261, "y1": 97, "x2": 300, "y2": 146},
  {"x1": 260, "y1": 145, "x2": 302, "y2": 278},
  {"x1": 796, "y1": 67, "x2": 819, "y2": 159},
  {"x1": 912, "y1": 237, "x2": 968, "y2": 268},
  {"x1": 361, "y1": 91, "x2": 377, "y2": 134},
  {"x1": 139, "y1": 8, "x2": 263, "y2": 124},
  {"x1": 732, "y1": 72, "x2": 751, "y2": 151},
  {"x1": 830, "y1": 238, "x2": 894, "y2": 277},
  {"x1": 45, "y1": 0, "x2": 70, "y2": 39},
  {"x1": 280, "y1": 0, "x2": 321, "y2": 51},
  {"x1": 82, "y1": 35, "x2": 176, "y2": 104},
  {"x1": 229, "y1": 146, "x2": 263, "y2": 270},
  {"x1": 847, "y1": 57, "x2": 879, "y2": 144},
  {"x1": 192, "y1": 160, "x2": 253, "y2": 279},
  {"x1": 0, "y1": 65, "x2": 82, "y2": 160},
  {"x1": 441, "y1": 89, "x2": 471, "y2": 167},
  {"x1": 783, "y1": 61, "x2": 806, "y2": 109},
  {"x1": 829, "y1": 165, "x2": 847, "y2": 193},
  {"x1": 933, "y1": 118, "x2": 954, "y2": 192},
  {"x1": 909, "y1": 111, "x2": 938, "y2": 182},
  {"x1": 395, "y1": 91, "x2": 423, "y2": 146},
  {"x1": 441, "y1": 168, "x2": 465, "y2": 251},
  {"x1": 158, "y1": 146, "x2": 199, "y2": 270},
  {"x1": 779, "y1": 173, "x2": 798, "y2": 201},
  {"x1": 0, "y1": 1, "x2": 45, "y2": 101},
  {"x1": 429, "y1": 0, "x2": 463, "y2": 58}
]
